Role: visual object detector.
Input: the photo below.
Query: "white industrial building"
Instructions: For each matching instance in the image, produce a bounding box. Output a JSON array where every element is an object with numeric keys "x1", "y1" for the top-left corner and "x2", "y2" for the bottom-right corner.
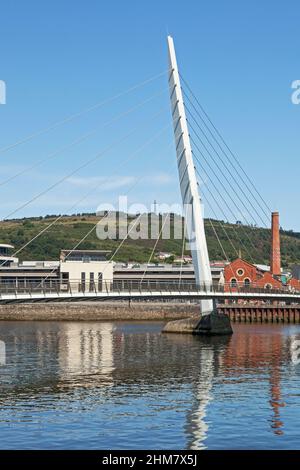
[
  {"x1": 0, "y1": 243, "x2": 18, "y2": 266},
  {"x1": 60, "y1": 250, "x2": 114, "y2": 292},
  {"x1": 0, "y1": 243, "x2": 226, "y2": 291}
]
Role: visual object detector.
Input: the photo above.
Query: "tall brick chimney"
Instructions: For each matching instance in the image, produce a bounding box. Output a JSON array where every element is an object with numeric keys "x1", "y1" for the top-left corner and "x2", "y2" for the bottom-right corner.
[{"x1": 271, "y1": 211, "x2": 281, "y2": 276}]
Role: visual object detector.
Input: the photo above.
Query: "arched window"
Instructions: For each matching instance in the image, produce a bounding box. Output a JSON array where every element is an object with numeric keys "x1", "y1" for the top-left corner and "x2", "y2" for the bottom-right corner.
[
  {"x1": 230, "y1": 278, "x2": 237, "y2": 288},
  {"x1": 265, "y1": 283, "x2": 272, "y2": 290},
  {"x1": 244, "y1": 278, "x2": 251, "y2": 288}
]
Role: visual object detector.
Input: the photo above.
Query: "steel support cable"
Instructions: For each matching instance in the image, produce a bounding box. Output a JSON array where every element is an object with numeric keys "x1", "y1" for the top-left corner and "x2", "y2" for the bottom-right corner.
[
  {"x1": 193, "y1": 161, "x2": 247, "y2": 275},
  {"x1": 4, "y1": 127, "x2": 172, "y2": 266},
  {"x1": 139, "y1": 213, "x2": 170, "y2": 286},
  {"x1": 102, "y1": 161, "x2": 178, "y2": 282},
  {"x1": 190, "y1": 134, "x2": 257, "y2": 229},
  {"x1": 178, "y1": 217, "x2": 186, "y2": 289},
  {"x1": 183, "y1": 92, "x2": 271, "y2": 224},
  {"x1": 171, "y1": 119, "x2": 246, "y2": 276},
  {"x1": 199, "y1": 185, "x2": 240, "y2": 259},
  {"x1": 207, "y1": 217, "x2": 229, "y2": 264},
  {"x1": 205, "y1": 216, "x2": 238, "y2": 284},
  {"x1": 197, "y1": 183, "x2": 243, "y2": 277},
  {"x1": 37, "y1": 215, "x2": 108, "y2": 288},
  {"x1": 0, "y1": 69, "x2": 169, "y2": 156},
  {"x1": 179, "y1": 73, "x2": 272, "y2": 215},
  {"x1": 185, "y1": 105, "x2": 269, "y2": 228},
  {"x1": 136, "y1": 131, "x2": 188, "y2": 288},
  {"x1": 3, "y1": 107, "x2": 168, "y2": 221},
  {"x1": 31, "y1": 216, "x2": 104, "y2": 288},
  {"x1": 193, "y1": 153, "x2": 242, "y2": 224},
  {"x1": 34, "y1": 146, "x2": 173, "y2": 286},
  {"x1": 188, "y1": 121, "x2": 264, "y2": 229},
  {"x1": 202, "y1": 196, "x2": 254, "y2": 264},
  {"x1": 192, "y1": 152, "x2": 258, "y2": 262},
  {"x1": 194, "y1": 160, "x2": 258, "y2": 263},
  {"x1": 199, "y1": 173, "x2": 255, "y2": 264},
  {"x1": 203, "y1": 201, "x2": 240, "y2": 261},
  {"x1": 103, "y1": 213, "x2": 144, "y2": 276},
  {"x1": 0, "y1": 89, "x2": 168, "y2": 188},
  {"x1": 177, "y1": 161, "x2": 235, "y2": 287}
]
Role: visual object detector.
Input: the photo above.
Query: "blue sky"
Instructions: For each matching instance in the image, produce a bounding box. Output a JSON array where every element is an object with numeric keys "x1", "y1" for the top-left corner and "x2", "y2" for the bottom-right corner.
[{"x1": 0, "y1": 0, "x2": 299, "y2": 230}]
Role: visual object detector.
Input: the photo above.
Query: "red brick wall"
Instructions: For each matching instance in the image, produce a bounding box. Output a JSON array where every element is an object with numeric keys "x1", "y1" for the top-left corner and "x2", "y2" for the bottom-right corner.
[
  {"x1": 256, "y1": 271, "x2": 282, "y2": 289},
  {"x1": 224, "y1": 258, "x2": 258, "y2": 288},
  {"x1": 224, "y1": 258, "x2": 282, "y2": 290},
  {"x1": 288, "y1": 278, "x2": 300, "y2": 291}
]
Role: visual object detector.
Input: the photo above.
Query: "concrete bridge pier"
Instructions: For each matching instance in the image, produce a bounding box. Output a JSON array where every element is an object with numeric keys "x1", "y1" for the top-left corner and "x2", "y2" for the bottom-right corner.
[{"x1": 162, "y1": 302, "x2": 233, "y2": 336}]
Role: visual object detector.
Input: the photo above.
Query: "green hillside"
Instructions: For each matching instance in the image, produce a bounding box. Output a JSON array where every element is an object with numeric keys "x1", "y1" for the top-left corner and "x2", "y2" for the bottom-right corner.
[{"x1": 0, "y1": 213, "x2": 300, "y2": 268}]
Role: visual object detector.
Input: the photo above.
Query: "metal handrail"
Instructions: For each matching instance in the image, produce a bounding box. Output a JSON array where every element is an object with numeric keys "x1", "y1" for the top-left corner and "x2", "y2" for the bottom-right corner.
[{"x1": 0, "y1": 278, "x2": 299, "y2": 296}]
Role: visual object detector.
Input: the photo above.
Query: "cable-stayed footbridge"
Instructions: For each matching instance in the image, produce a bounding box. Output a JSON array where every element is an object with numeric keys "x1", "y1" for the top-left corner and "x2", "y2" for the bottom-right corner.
[
  {"x1": 0, "y1": 37, "x2": 294, "y2": 307},
  {"x1": 0, "y1": 280, "x2": 300, "y2": 304}
]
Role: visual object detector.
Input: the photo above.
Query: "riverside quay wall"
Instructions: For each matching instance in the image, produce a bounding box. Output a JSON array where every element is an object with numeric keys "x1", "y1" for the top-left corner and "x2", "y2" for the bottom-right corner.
[
  {"x1": 0, "y1": 302, "x2": 198, "y2": 321},
  {"x1": 0, "y1": 301, "x2": 300, "y2": 323},
  {"x1": 221, "y1": 304, "x2": 300, "y2": 323}
]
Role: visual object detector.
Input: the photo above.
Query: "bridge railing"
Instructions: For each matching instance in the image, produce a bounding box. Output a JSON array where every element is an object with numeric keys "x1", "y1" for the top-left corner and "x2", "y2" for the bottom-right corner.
[{"x1": 0, "y1": 279, "x2": 299, "y2": 297}]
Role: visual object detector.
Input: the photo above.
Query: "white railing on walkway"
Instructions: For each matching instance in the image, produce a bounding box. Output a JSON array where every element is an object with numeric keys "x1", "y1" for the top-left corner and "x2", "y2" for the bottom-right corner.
[{"x1": 0, "y1": 279, "x2": 299, "y2": 303}]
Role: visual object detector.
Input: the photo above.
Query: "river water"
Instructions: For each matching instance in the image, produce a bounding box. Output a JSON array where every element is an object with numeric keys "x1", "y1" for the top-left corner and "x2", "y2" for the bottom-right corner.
[{"x1": 0, "y1": 321, "x2": 300, "y2": 449}]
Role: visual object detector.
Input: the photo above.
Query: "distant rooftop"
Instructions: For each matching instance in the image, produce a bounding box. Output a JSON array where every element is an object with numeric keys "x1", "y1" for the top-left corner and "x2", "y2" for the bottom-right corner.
[
  {"x1": 60, "y1": 249, "x2": 112, "y2": 262},
  {"x1": 114, "y1": 263, "x2": 225, "y2": 272},
  {"x1": 255, "y1": 264, "x2": 271, "y2": 272}
]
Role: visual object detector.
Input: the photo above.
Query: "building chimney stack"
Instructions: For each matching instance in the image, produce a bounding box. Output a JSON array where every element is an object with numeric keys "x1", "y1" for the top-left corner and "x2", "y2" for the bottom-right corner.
[{"x1": 271, "y1": 211, "x2": 281, "y2": 276}]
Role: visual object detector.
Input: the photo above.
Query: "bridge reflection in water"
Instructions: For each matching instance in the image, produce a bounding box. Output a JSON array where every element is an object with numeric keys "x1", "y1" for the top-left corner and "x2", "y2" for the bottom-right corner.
[{"x1": 0, "y1": 322, "x2": 297, "y2": 449}]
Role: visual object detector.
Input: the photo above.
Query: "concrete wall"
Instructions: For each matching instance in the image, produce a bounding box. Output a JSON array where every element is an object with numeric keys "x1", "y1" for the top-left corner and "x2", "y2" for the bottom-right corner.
[
  {"x1": 0, "y1": 302, "x2": 199, "y2": 321},
  {"x1": 60, "y1": 260, "x2": 113, "y2": 292}
]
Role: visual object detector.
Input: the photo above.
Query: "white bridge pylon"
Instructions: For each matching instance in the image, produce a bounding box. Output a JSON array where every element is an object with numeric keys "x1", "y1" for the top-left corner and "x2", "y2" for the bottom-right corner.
[{"x1": 167, "y1": 36, "x2": 213, "y2": 315}]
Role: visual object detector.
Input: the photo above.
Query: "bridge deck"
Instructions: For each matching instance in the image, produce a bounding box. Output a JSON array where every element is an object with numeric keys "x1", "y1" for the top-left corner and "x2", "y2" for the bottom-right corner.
[{"x1": 1, "y1": 288, "x2": 300, "y2": 304}]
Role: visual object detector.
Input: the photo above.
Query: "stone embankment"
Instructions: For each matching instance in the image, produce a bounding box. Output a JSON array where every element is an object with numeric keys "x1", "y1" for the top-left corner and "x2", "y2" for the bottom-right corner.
[
  {"x1": 1, "y1": 302, "x2": 299, "y2": 323},
  {"x1": 0, "y1": 302, "x2": 199, "y2": 321}
]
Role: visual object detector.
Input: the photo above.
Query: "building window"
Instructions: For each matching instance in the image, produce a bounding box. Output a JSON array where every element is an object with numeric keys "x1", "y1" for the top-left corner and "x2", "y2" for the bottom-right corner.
[
  {"x1": 237, "y1": 268, "x2": 244, "y2": 277},
  {"x1": 244, "y1": 278, "x2": 251, "y2": 288},
  {"x1": 98, "y1": 273, "x2": 103, "y2": 291},
  {"x1": 89, "y1": 272, "x2": 94, "y2": 292},
  {"x1": 81, "y1": 272, "x2": 86, "y2": 292},
  {"x1": 230, "y1": 278, "x2": 237, "y2": 288},
  {"x1": 265, "y1": 283, "x2": 272, "y2": 290}
]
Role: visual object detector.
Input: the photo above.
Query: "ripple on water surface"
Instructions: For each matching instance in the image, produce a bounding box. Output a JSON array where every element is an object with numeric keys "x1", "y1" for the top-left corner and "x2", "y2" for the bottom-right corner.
[{"x1": 0, "y1": 321, "x2": 300, "y2": 449}]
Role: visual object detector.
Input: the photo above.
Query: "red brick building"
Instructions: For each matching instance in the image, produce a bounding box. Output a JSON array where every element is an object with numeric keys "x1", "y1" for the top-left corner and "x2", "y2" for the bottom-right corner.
[
  {"x1": 224, "y1": 258, "x2": 283, "y2": 290},
  {"x1": 223, "y1": 212, "x2": 300, "y2": 292}
]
